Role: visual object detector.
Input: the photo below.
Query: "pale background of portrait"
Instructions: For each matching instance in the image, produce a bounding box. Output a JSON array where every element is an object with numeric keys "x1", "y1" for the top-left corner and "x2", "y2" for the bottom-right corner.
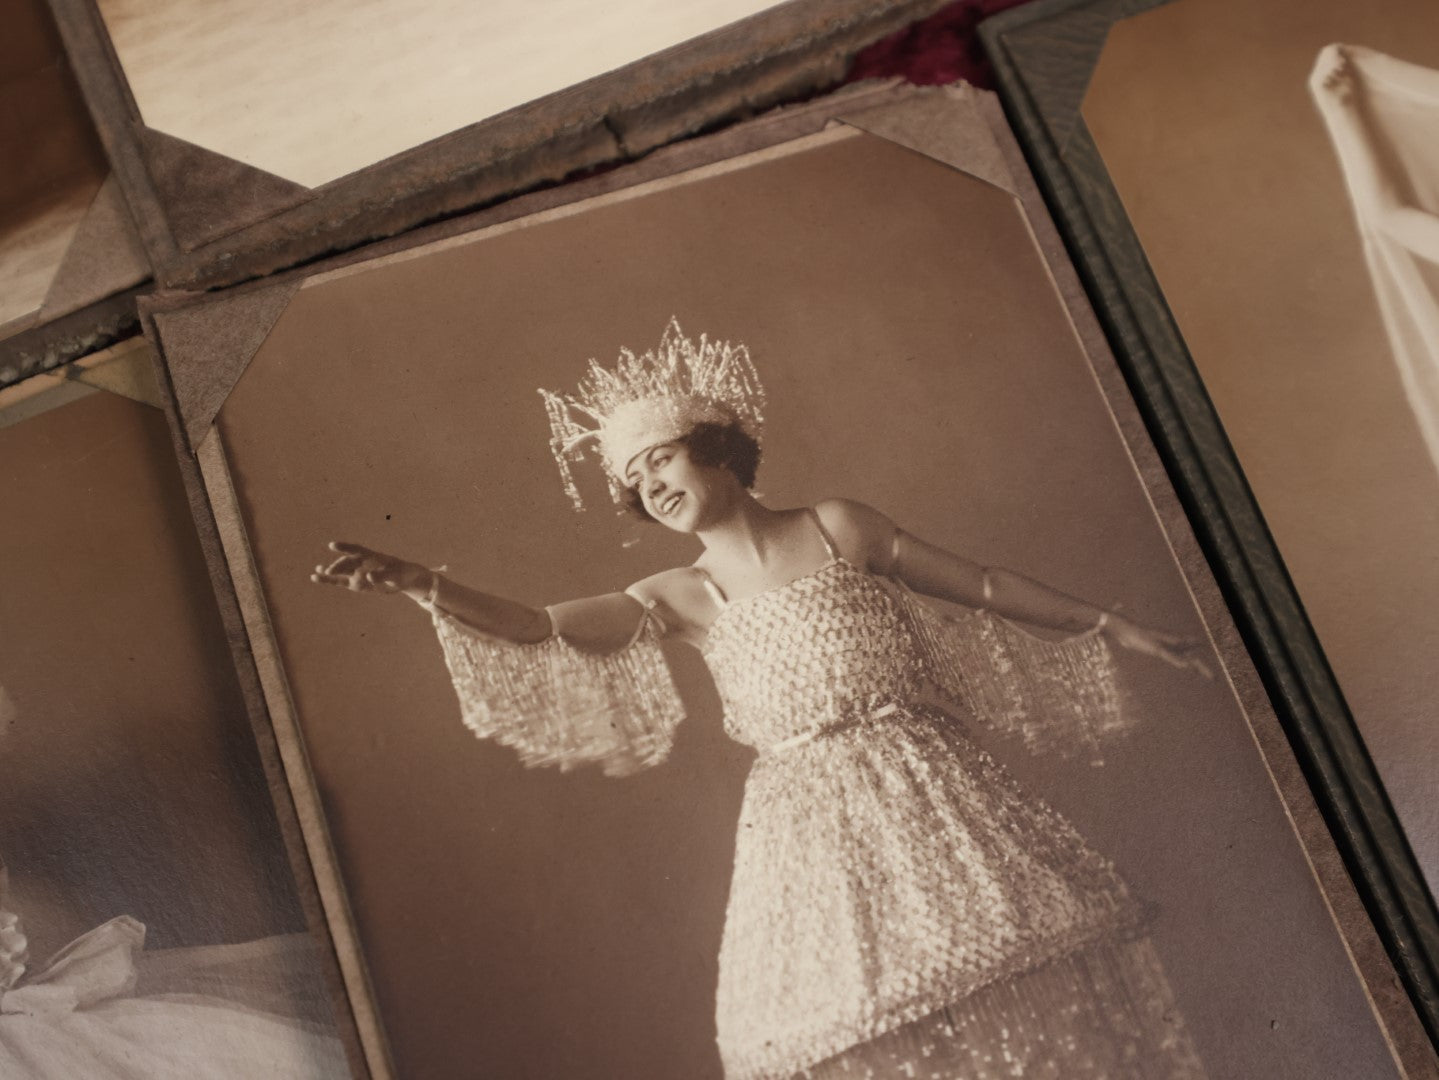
[
  {"x1": 217, "y1": 132, "x2": 1398, "y2": 1078},
  {"x1": 1084, "y1": 0, "x2": 1439, "y2": 895},
  {"x1": 97, "y1": 0, "x2": 783, "y2": 186},
  {"x1": 0, "y1": 389, "x2": 308, "y2": 962}
]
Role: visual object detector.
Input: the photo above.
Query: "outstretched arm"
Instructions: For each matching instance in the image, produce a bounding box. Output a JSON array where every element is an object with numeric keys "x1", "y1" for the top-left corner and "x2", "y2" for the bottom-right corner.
[
  {"x1": 314, "y1": 545, "x2": 684, "y2": 776},
  {"x1": 312, "y1": 541, "x2": 648, "y2": 652},
  {"x1": 817, "y1": 498, "x2": 1210, "y2": 676}
]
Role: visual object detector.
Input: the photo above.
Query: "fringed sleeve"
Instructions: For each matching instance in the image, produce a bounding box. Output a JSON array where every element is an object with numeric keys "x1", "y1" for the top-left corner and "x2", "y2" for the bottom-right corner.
[
  {"x1": 896, "y1": 587, "x2": 1127, "y2": 765},
  {"x1": 428, "y1": 608, "x2": 684, "y2": 778}
]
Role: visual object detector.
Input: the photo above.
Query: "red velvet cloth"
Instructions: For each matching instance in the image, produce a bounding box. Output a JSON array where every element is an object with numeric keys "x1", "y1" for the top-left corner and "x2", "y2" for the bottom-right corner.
[{"x1": 843, "y1": 0, "x2": 1038, "y2": 90}]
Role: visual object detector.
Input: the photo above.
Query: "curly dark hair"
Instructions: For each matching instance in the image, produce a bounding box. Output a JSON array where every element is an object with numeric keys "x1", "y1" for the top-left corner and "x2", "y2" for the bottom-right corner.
[{"x1": 623, "y1": 420, "x2": 762, "y2": 522}]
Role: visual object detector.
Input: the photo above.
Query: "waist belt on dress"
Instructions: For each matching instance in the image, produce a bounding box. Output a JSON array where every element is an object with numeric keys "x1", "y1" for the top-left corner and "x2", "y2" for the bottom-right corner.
[{"x1": 767, "y1": 701, "x2": 901, "y2": 754}]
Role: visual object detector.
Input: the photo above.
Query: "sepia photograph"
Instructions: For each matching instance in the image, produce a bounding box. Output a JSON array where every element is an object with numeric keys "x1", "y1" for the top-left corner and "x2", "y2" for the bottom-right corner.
[
  {"x1": 155, "y1": 89, "x2": 1413, "y2": 1078},
  {"x1": 1079, "y1": 0, "x2": 1439, "y2": 901},
  {"x1": 0, "y1": 347, "x2": 357, "y2": 1078}
]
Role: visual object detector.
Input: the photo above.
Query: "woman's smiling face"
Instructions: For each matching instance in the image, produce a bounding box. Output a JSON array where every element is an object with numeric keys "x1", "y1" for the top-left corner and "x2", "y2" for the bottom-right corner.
[{"x1": 625, "y1": 442, "x2": 735, "y2": 532}]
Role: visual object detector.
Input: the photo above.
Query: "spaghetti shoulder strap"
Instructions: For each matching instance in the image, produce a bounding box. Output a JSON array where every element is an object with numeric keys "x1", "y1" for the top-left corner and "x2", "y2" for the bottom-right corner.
[
  {"x1": 621, "y1": 587, "x2": 670, "y2": 639},
  {"x1": 807, "y1": 506, "x2": 841, "y2": 561},
  {"x1": 693, "y1": 564, "x2": 729, "y2": 609}
]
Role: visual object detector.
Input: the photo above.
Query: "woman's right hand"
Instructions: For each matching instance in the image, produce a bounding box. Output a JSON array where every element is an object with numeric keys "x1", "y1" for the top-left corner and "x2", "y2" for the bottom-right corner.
[{"x1": 311, "y1": 541, "x2": 432, "y2": 599}]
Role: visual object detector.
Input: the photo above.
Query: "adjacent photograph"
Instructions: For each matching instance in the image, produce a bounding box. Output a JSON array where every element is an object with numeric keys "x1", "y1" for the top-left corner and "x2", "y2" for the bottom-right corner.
[
  {"x1": 158, "y1": 93, "x2": 1412, "y2": 1079},
  {"x1": 1081, "y1": 0, "x2": 1439, "y2": 897},
  {"x1": 0, "y1": 346, "x2": 357, "y2": 1079},
  {"x1": 49, "y1": 0, "x2": 944, "y2": 284},
  {"x1": 94, "y1": 0, "x2": 789, "y2": 187}
]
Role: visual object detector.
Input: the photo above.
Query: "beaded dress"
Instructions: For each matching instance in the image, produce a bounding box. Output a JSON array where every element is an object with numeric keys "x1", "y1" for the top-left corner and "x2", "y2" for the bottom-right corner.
[{"x1": 429, "y1": 513, "x2": 1207, "y2": 1079}]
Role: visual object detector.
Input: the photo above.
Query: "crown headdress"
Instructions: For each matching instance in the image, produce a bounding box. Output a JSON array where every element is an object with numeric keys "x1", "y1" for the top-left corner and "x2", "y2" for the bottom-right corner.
[{"x1": 539, "y1": 318, "x2": 766, "y2": 509}]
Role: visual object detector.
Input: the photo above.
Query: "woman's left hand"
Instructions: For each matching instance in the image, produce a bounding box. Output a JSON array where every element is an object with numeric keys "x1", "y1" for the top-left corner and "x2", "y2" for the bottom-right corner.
[{"x1": 1104, "y1": 615, "x2": 1213, "y2": 679}]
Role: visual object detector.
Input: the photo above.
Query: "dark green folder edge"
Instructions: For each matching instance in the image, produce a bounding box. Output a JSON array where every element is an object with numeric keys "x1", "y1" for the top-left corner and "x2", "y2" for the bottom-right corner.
[{"x1": 980, "y1": 0, "x2": 1439, "y2": 1044}]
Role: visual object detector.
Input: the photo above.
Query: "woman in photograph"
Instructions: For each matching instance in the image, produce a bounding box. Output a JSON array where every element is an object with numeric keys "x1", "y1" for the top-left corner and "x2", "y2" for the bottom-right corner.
[{"x1": 313, "y1": 319, "x2": 1209, "y2": 1079}]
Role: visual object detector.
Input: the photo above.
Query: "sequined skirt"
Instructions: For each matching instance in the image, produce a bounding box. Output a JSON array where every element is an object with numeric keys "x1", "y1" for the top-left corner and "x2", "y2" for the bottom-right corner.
[
  {"x1": 802, "y1": 935, "x2": 1206, "y2": 1080},
  {"x1": 714, "y1": 702, "x2": 1179, "y2": 1080}
]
